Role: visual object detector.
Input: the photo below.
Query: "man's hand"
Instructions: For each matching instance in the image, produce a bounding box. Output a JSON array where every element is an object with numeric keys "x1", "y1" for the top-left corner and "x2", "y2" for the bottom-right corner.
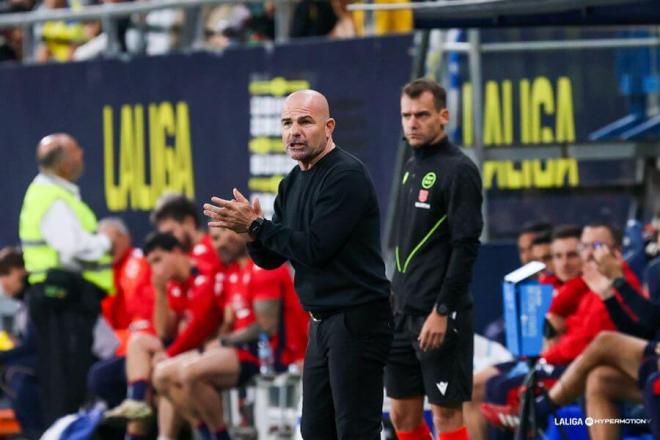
[
  {"x1": 418, "y1": 310, "x2": 447, "y2": 351},
  {"x1": 204, "y1": 189, "x2": 261, "y2": 238},
  {"x1": 582, "y1": 261, "x2": 615, "y2": 299},
  {"x1": 593, "y1": 246, "x2": 624, "y2": 279},
  {"x1": 152, "y1": 271, "x2": 168, "y2": 294}
]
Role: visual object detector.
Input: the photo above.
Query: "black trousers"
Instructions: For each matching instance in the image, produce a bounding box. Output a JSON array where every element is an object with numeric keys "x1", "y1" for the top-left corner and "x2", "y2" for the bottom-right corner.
[
  {"x1": 27, "y1": 278, "x2": 102, "y2": 425},
  {"x1": 301, "y1": 299, "x2": 393, "y2": 440}
]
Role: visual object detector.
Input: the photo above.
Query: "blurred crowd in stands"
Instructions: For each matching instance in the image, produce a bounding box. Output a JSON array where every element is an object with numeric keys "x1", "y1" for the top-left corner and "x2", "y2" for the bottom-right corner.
[{"x1": 0, "y1": 0, "x2": 414, "y2": 63}]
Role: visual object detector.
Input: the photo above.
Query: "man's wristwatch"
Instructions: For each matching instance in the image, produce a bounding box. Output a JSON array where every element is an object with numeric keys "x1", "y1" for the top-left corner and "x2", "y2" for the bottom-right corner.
[
  {"x1": 435, "y1": 303, "x2": 449, "y2": 316},
  {"x1": 248, "y1": 217, "x2": 265, "y2": 239}
]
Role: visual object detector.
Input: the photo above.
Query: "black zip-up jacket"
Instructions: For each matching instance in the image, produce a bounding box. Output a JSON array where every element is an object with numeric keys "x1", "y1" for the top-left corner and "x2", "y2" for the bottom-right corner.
[
  {"x1": 392, "y1": 136, "x2": 483, "y2": 316},
  {"x1": 247, "y1": 147, "x2": 390, "y2": 312}
]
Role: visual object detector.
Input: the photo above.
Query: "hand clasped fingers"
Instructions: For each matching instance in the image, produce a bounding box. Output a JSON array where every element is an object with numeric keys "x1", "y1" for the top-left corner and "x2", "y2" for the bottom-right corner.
[{"x1": 203, "y1": 198, "x2": 235, "y2": 219}]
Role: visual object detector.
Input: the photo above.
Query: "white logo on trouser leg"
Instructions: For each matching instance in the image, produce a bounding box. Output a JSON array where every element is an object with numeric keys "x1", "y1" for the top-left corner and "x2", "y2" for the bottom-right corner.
[{"x1": 436, "y1": 381, "x2": 448, "y2": 396}]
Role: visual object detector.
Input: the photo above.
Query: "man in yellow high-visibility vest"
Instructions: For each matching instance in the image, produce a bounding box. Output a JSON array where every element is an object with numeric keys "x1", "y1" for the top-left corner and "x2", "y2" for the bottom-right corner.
[{"x1": 19, "y1": 133, "x2": 115, "y2": 425}]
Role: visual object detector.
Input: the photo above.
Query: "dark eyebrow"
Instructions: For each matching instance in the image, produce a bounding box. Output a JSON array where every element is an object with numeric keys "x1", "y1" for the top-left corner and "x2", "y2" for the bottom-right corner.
[
  {"x1": 281, "y1": 115, "x2": 316, "y2": 123},
  {"x1": 402, "y1": 110, "x2": 432, "y2": 117}
]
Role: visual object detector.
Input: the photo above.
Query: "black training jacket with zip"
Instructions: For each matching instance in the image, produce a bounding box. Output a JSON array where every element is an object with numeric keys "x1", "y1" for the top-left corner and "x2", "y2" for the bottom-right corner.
[{"x1": 391, "y1": 136, "x2": 483, "y2": 316}]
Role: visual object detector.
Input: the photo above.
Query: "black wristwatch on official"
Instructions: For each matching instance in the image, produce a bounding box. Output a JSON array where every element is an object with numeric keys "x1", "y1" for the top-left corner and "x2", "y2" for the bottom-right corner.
[
  {"x1": 435, "y1": 303, "x2": 449, "y2": 316},
  {"x1": 248, "y1": 217, "x2": 265, "y2": 239}
]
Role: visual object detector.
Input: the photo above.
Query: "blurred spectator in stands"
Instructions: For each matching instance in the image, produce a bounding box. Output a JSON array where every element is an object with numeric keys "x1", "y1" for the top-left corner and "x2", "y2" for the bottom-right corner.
[
  {"x1": 34, "y1": 0, "x2": 93, "y2": 62},
  {"x1": 0, "y1": 247, "x2": 45, "y2": 438},
  {"x1": 0, "y1": 0, "x2": 33, "y2": 13},
  {"x1": 530, "y1": 231, "x2": 553, "y2": 276},
  {"x1": 352, "y1": 0, "x2": 412, "y2": 36},
  {"x1": 289, "y1": 0, "x2": 357, "y2": 39},
  {"x1": 72, "y1": 0, "x2": 131, "y2": 60},
  {"x1": 517, "y1": 222, "x2": 552, "y2": 265},
  {"x1": 248, "y1": 0, "x2": 275, "y2": 42},
  {"x1": 203, "y1": 3, "x2": 251, "y2": 49},
  {"x1": 202, "y1": 2, "x2": 274, "y2": 50},
  {"x1": 0, "y1": 28, "x2": 23, "y2": 62},
  {"x1": 289, "y1": 0, "x2": 338, "y2": 38},
  {"x1": 141, "y1": 7, "x2": 183, "y2": 55},
  {"x1": 329, "y1": 0, "x2": 356, "y2": 38}
]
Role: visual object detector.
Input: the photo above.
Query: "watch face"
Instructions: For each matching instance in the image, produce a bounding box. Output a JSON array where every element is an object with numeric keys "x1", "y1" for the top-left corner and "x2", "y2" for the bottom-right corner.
[
  {"x1": 249, "y1": 218, "x2": 263, "y2": 237},
  {"x1": 436, "y1": 304, "x2": 448, "y2": 315}
]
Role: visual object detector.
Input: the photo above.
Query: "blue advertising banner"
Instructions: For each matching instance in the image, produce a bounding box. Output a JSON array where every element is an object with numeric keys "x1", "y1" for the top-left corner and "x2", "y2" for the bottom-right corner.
[{"x1": 0, "y1": 35, "x2": 414, "y2": 247}]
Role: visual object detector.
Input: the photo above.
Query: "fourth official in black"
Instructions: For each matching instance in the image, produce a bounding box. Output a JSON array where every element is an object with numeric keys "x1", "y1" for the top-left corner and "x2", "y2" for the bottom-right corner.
[{"x1": 386, "y1": 78, "x2": 483, "y2": 440}]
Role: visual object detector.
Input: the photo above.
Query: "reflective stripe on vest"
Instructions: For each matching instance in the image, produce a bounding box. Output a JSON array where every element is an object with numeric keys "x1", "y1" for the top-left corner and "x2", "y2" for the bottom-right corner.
[{"x1": 19, "y1": 181, "x2": 114, "y2": 293}]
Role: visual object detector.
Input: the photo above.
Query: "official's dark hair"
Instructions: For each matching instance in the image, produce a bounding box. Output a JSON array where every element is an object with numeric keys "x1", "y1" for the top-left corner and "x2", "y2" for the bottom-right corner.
[
  {"x1": 585, "y1": 222, "x2": 623, "y2": 249},
  {"x1": 402, "y1": 78, "x2": 447, "y2": 110},
  {"x1": 143, "y1": 232, "x2": 183, "y2": 256},
  {"x1": 531, "y1": 232, "x2": 552, "y2": 246},
  {"x1": 520, "y1": 221, "x2": 553, "y2": 237},
  {"x1": 150, "y1": 194, "x2": 199, "y2": 228},
  {"x1": 551, "y1": 225, "x2": 582, "y2": 241},
  {"x1": 0, "y1": 247, "x2": 24, "y2": 275}
]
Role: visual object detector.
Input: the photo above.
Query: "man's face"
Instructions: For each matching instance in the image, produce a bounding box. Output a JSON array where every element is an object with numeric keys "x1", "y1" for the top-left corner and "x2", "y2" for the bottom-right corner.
[
  {"x1": 400, "y1": 91, "x2": 448, "y2": 148},
  {"x1": 280, "y1": 94, "x2": 334, "y2": 164},
  {"x1": 0, "y1": 267, "x2": 26, "y2": 297},
  {"x1": 146, "y1": 248, "x2": 182, "y2": 282},
  {"x1": 517, "y1": 232, "x2": 536, "y2": 265},
  {"x1": 61, "y1": 138, "x2": 84, "y2": 182},
  {"x1": 531, "y1": 243, "x2": 554, "y2": 274},
  {"x1": 580, "y1": 226, "x2": 615, "y2": 262},
  {"x1": 211, "y1": 227, "x2": 246, "y2": 265},
  {"x1": 552, "y1": 237, "x2": 582, "y2": 282},
  {"x1": 157, "y1": 218, "x2": 194, "y2": 251}
]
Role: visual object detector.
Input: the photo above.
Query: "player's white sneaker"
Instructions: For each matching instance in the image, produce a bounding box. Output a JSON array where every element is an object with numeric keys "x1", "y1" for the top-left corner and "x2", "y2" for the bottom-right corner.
[{"x1": 105, "y1": 399, "x2": 152, "y2": 420}]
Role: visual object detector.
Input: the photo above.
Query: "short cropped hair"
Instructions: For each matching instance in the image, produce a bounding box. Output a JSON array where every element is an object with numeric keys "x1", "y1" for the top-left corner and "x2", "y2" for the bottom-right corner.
[
  {"x1": 402, "y1": 78, "x2": 447, "y2": 110},
  {"x1": 150, "y1": 194, "x2": 199, "y2": 228},
  {"x1": 520, "y1": 221, "x2": 552, "y2": 237},
  {"x1": 143, "y1": 232, "x2": 183, "y2": 256},
  {"x1": 585, "y1": 222, "x2": 623, "y2": 249},
  {"x1": 531, "y1": 232, "x2": 552, "y2": 246},
  {"x1": 0, "y1": 247, "x2": 24, "y2": 275},
  {"x1": 551, "y1": 225, "x2": 582, "y2": 241}
]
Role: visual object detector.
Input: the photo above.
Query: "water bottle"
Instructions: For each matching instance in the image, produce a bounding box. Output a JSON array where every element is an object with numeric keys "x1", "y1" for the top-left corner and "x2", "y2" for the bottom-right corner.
[{"x1": 258, "y1": 332, "x2": 274, "y2": 377}]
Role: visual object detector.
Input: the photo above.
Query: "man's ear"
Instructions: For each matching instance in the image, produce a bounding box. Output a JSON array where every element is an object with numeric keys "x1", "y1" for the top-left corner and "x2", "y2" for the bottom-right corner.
[
  {"x1": 439, "y1": 108, "x2": 449, "y2": 126},
  {"x1": 326, "y1": 118, "x2": 336, "y2": 136}
]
